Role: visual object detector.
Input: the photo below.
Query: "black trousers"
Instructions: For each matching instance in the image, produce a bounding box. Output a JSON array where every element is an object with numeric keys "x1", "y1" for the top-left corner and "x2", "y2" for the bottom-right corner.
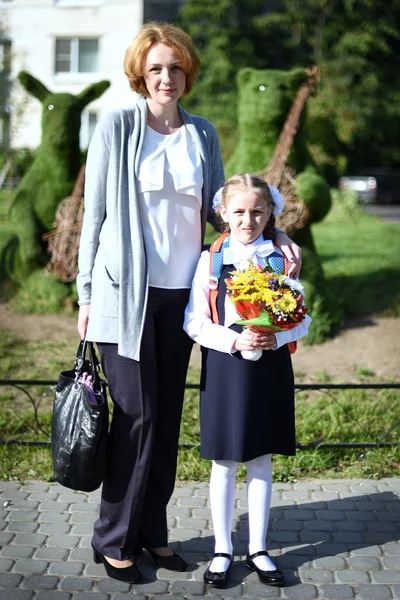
[{"x1": 92, "y1": 287, "x2": 193, "y2": 560}]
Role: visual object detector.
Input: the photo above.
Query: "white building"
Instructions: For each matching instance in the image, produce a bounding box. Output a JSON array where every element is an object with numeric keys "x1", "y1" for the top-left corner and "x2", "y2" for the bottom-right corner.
[{"x1": 0, "y1": 0, "x2": 145, "y2": 150}]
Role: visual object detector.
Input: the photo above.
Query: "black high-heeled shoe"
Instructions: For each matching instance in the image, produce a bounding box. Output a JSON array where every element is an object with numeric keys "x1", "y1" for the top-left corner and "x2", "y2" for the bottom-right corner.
[
  {"x1": 246, "y1": 551, "x2": 284, "y2": 587},
  {"x1": 144, "y1": 547, "x2": 187, "y2": 571},
  {"x1": 203, "y1": 552, "x2": 234, "y2": 588},
  {"x1": 92, "y1": 543, "x2": 142, "y2": 583}
]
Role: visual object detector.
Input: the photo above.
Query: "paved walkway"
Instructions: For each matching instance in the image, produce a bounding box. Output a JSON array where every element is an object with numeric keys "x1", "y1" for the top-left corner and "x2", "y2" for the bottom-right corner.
[{"x1": 0, "y1": 478, "x2": 399, "y2": 599}]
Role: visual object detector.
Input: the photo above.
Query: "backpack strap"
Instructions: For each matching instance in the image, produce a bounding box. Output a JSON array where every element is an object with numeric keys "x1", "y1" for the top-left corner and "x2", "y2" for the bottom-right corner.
[{"x1": 209, "y1": 232, "x2": 230, "y2": 325}]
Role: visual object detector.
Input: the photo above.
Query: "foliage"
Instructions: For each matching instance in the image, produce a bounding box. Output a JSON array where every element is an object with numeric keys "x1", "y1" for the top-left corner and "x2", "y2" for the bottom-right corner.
[{"x1": 178, "y1": 0, "x2": 400, "y2": 174}]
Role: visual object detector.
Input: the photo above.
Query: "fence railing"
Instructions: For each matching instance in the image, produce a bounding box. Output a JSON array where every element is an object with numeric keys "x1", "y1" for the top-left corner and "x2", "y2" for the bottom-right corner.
[{"x1": 1, "y1": 379, "x2": 400, "y2": 449}]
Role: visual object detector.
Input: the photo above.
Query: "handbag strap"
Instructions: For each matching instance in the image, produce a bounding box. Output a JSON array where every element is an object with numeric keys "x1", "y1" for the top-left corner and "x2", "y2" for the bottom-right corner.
[{"x1": 75, "y1": 340, "x2": 102, "y2": 394}]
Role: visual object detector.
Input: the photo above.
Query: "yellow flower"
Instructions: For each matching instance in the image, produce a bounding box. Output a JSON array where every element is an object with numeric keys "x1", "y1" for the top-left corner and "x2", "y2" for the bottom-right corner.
[{"x1": 276, "y1": 295, "x2": 297, "y2": 313}]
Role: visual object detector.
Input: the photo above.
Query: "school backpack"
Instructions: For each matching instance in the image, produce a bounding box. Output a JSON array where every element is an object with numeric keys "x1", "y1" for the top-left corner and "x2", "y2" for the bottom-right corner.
[{"x1": 208, "y1": 232, "x2": 297, "y2": 354}]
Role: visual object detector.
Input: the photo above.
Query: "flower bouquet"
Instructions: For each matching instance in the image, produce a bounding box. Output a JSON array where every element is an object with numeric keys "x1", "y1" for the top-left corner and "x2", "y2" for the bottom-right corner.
[{"x1": 225, "y1": 261, "x2": 308, "y2": 360}]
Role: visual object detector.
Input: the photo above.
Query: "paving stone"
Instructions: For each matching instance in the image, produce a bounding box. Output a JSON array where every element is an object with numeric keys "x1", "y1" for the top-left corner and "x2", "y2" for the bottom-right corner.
[
  {"x1": 46, "y1": 534, "x2": 80, "y2": 548},
  {"x1": 319, "y1": 583, "x2": 355, "y2": 598},
  {"x1": 20, "y1": 575, "x2": 59, "y2": 589},
  {"x1": 205, "y1": 582, "x2": 244, "y2": 597},
  {"x1": 277, "y1": 554, "x2": 311, "y2": 569},
  {"x1": 245, "y1": 582, "x2": 280, "y2": 597},
  {"x1": 285, "y1": 509, "x2": 315, "y2": 521},
  {"x1": 1, "y1": 545, "x2": 34, "y2": 558},
  {"x1": 7, "y1": 511, "x2": 38, "y2": 522},
  {"x1": 348, "y1": 511, "x2": 377, "y2": 522},
  {"x1": 316, "y1": 510, "x2": 348, "y2": 521},
  {"x1": 69, "y1": 513, "x2": 98, "y2": 524},
  {"x1": 300, "y1": 531, "x2": 332, "y2": 544},
  {"x1": 167, "y1": 507, "x2": 192, "y2": 518},
  {"x1": 313, "y1": 543, "x2": 348, "y2": 556},
  {"x1": 269, "y1": 531, "x2": 301, "y2": 543},
  {"x1": 70, "y1": 593, "x2": 109, "y2": 600},
  {"x1": 34, "y1": 593, "x2": 72, "y2": 600},
  {"x1": 280, "y1": 582, "x2": 318, "y2": 598},
  {"x1": 21, "y1": 483, "x2": 51, "y2": 492},
  {"x1": 0, "y1": 591, "x2": 35, "y2": 600},
  {"x1": 169, "y1": 528, "x2": 201, "y2": 540},
  {"x1": 68, "y1": 547, "x2": 93, "y2": 561},
  {"x1": 304, "y1": 520, "x2": 334, "y2": 532},
  {"x1": 171, "y1": 580, "x2": 206, "y2": 595},
  {"x1": 313, "y1": 556, "x2": 346, "y2": 569},
  {"x1": 0, "y1": 531, "x2": 15, "y2": 546},
  {"x1": 350, "y1": 545, "x2": 382, "y2": 557},
  {"x1": 332, "y1": 532, "x2": 366, "y2": 543},
  {"x1": 382, "y1": 555, "x2": 400, "y2": 568},
  {"x1": 59, "y1": 577, "x2": 94, "y2": 592},
  {"x1": 38, "y1": 524, "x2": 71, "y2": 535},
  {"x1": 38, "y1": 502, "x2": 70, "y2": 512},
  {"x1": 113, "y1": 595, "x2": 146, "y2": 600},
  {"x1": 69, "y1": 503, "x2": 99, "y2": 513},
  {"x1": 336, "y1": 521, "x2": 366, "y2": 532},
  {"x1": 271, "y1": 520, "x2": 303, "y2": 532},
  {"x1": 0, "y1": 572, "x2": 23, "y2": 587},
  {"x1": 174, "y1": 486, "x2": 199, "y2": 497},
  {"x1": 335, "y1": 569, "x2": 370, "y2": 584},
  {"x1": 371, "y1": 570, "x2": 400, "y2": 584},
  {"x1": 300, "y1": 568, "x2": 334, "y2": 583},
  {"x1": 70, "y1": 524, "x2": 94, "y2": 536},
  {"x1": 0, "y1": 557, "x2": 14, "y2": 571},
  {"x1": 28, "y1": 494, "x2": 60, "y2": 502},
  {"x1": 131, "y1": 579, "x2": 169, "y2": 593},
  {"x1": 38, "y1": 512, "x2": 70, "y2": 524},
  {"x1": 12, "y1": 559, "x2": 49, "y2": 574},
  {"x1": 354, "y1": 584, "x2": 392, "y2": 599},
  {"x1": 34, "y1": 547, "x2": 69, "y2": 561},
  {"x1": 5, "y1": 501, "x2": 39, "y2": 511},
  {"x1": 327, "y1": 500, "x2": 358, "y2": 511},
  {"x1": 6, "y1": 523, "x2": 39, "y2": 533},
  {"x1": 382, "y1": 541, "x2": 400, "y2": 554},
  {"x1": 178, "y1": 518, "x2": 208, "y2": 529},
  {"x1": 0, "y1": 483, "x2": 21, "y2": 491},
  {"x1": 177, "y1": 497, "x2": 206, "y2": 508},
  {"x1": 48, "y1": 561, "x2": 84, "y2": 576},
  {"x1": 348, "y1": 556, "x2": 381, "y2": 570},
  {"x1": 0, "y1": 492, "x2": 29, "y2": 501},
  {"x1": 95, "y1": 577, "x2": 131, "y2": 593}
]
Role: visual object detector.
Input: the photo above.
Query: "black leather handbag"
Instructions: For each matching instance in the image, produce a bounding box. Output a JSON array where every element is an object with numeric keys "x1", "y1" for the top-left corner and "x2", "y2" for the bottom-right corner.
[{"x1": 51, "y1": 340, "x2": 108, "y2": 492}]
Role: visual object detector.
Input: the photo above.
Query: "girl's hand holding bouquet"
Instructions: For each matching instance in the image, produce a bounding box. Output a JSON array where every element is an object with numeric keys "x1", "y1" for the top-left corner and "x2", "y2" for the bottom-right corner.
[{"x1": 226, "y1": 261, "x2": 308, "y2": 361}]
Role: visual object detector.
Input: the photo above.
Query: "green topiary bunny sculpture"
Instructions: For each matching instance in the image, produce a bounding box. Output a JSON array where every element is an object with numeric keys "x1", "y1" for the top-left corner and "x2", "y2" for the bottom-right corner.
[
  {"x1": 9, "y1": 72, "x2": 110, "y2": 278},
  {"x1": 226, "y1": 67, "x2": 333, "y2": 340}
]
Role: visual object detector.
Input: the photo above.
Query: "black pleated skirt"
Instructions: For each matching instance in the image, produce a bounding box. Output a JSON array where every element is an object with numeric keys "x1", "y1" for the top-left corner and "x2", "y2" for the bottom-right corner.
[{"x1": 199, "y1": 328, "x2": 296, "y2": 462}]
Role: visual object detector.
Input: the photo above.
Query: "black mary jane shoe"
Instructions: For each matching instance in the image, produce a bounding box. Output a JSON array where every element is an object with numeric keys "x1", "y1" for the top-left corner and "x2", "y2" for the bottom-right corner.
[
  {"x1": 144, "y1": 547, "x2": 187, "y2": 571},
  {"x1": 203, "y1": 552, "x2": 234, "y2": 588},
  {"x1": 92, "y1": 543, "x2": 142, "y2": 583},
  {"x1": 246, "y1": 551, "x2": 284, "y2": 587}
]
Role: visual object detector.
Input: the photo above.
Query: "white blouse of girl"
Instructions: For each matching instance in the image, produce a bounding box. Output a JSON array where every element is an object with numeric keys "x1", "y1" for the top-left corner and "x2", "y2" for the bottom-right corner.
[{"x1": 184, "y1": 174, "x2": 312, "y2": 353}]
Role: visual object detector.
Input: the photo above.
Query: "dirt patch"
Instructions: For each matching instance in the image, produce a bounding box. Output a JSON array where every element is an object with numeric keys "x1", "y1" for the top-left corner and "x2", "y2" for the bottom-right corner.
[
  {"x1": 1, "y1": 303, "x2": 399, "y2": 382},
  {"x1": 190, "y1": 315, "x2": 400, "y2": 382}
]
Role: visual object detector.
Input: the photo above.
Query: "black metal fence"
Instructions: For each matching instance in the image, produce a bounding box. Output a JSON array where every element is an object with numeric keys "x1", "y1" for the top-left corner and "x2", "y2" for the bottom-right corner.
[{"x1": 1, "y1": 379, "x2": 399, "y2": 450}]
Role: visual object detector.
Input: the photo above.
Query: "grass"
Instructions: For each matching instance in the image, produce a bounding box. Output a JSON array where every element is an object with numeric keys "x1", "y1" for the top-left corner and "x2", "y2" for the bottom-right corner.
[{"x1": 0, "y1": 191, "x2": 400, "y2": 482}]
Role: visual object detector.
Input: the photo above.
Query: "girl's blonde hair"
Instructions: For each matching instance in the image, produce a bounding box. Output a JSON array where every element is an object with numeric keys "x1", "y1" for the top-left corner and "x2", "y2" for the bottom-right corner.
[
  {"x1": 123, "y1": 22, "x2": 200, "y2": 96},
  {"x1": 219, "y1": 173, "x2": 276, "y2": 240}
]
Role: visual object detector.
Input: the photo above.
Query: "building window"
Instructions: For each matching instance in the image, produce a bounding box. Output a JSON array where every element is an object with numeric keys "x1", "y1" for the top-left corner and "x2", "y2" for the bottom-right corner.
[
  {"x1": 55, "y1": 38, "x2": 98, "y2": 74},
  {"x1": 80, "y1": 111, "x2": 97, "y2": 149}
]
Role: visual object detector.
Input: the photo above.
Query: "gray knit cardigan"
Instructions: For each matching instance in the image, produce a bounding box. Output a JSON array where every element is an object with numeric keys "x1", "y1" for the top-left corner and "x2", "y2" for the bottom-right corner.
[{"x1": 76, "y1": 96, "x2": 225, "y2": 361}]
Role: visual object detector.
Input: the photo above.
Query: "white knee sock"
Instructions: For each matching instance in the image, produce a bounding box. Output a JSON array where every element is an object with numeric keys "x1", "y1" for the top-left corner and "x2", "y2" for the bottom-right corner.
[
  {"x1": 246, "y1": 454, "x2": 276, "y2": 571},
  {"x1": 208, "y1": 459, "x2": 238, "y2": 572}
]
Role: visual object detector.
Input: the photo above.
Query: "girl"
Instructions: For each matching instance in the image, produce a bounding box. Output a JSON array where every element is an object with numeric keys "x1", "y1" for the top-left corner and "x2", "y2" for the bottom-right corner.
[{"x1": 184, "y1": 173, "x2": 311, "y2": 588}]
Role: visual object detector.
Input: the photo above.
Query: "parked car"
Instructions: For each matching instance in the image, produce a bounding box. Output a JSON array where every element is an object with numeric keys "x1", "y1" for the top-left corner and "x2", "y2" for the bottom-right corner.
[
  {"x1": 339, "y1": 175, "x2": 377, "y2": 204},
  {"x1": 339, "y1": 168, "x2": 400, "y2": 204}
]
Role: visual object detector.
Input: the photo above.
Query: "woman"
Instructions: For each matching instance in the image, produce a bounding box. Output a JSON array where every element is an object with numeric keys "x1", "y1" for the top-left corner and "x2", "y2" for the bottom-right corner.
[{"x1": 76, "y1": 22, "x2": 302, "y2": 584}]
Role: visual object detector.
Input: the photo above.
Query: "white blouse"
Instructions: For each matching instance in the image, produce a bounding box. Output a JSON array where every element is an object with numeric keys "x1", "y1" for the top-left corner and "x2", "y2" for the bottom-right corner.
[
  {"x1": 137, "y1": 125, "x2": 204, "y2": 289},
  {"x1": 184, "y1": 234, "x2": 312, "y2": 354}
]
